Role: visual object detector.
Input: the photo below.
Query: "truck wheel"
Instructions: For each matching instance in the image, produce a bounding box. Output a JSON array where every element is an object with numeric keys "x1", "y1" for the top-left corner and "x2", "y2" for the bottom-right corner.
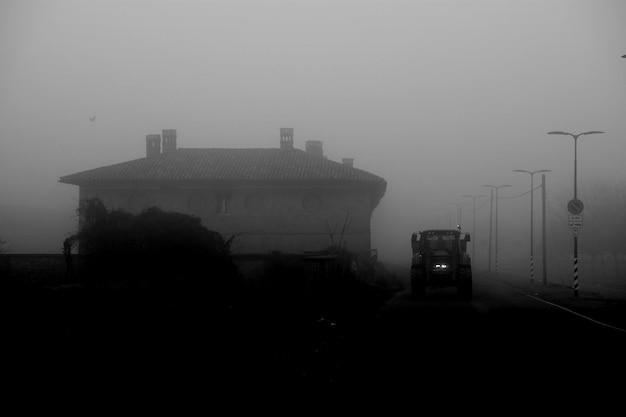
[
  {"x1": 411, "y1": 268, "x2": 425, "y2": 299},
  {"x1": 458, "y1": 267, "x2": 472, "y2": 300}
]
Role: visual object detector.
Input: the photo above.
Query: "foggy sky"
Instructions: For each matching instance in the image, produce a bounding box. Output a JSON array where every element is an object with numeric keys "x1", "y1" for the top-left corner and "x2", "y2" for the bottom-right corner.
[{"x1": 1, "y1": 0, "x2": 625, "y2": 263}]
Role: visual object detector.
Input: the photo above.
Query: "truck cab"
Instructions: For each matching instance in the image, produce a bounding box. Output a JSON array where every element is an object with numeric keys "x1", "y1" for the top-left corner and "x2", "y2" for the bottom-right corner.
[{"x1": 410, "y1": 228, "x2": 472, "y2": 299}]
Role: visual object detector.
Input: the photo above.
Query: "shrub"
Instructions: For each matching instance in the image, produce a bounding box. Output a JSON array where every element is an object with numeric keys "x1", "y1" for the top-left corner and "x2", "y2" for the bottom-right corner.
[{"x1": 66, "y1": 199, "x2": 238, "y2": 289}]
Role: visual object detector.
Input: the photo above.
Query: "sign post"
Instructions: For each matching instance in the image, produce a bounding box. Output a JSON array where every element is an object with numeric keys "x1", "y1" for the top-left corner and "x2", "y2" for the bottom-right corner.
[
  {"x1": 548, "y1": 130, "x2": 604, "y2": 298},
  {"x1": 568, "y1": 199, "x2": 584, "y2": 297},
  {"x1": 568, "y1": 214, "x2": 583, "y2": 229}
]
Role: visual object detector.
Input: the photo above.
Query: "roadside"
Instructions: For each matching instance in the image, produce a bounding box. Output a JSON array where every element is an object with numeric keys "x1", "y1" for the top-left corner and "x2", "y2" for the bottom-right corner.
[
  {"x1": 2, "y1": 258, "x2": 400, "y2": 400},
  {"x1": 484, "y1": 270, "x2": 626, "y2": 332}
]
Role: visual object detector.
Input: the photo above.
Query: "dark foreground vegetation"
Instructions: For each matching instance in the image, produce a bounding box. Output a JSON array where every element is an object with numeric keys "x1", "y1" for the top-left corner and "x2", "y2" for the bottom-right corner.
[{"x1": 3, "y1": 200, "x2": 401, "y2": 406}]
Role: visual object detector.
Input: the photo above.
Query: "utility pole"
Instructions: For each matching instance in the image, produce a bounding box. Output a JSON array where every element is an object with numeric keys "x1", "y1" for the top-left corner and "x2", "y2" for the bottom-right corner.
[
  {"x1": 463, "y1": 194, "x2": 486, "y2": 265},
  {"x1": 513, "y1": 169, "x2": 551, "y2": 284},
  {"x1": 487, "y1": 188, "x2": 493, "y2": 273},
  {"x1": 542, "y1": 173, "x2": 548, "y2": 286},
  {"x1": 483, "y1": 184, "x2": 511, "y2": 276}
]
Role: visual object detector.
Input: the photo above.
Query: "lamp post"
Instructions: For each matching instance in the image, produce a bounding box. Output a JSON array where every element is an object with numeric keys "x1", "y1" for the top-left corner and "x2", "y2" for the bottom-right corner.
[
  {"x1": 482, "y1": 184, "x2": 511, "y2": 276},
  {"x1": 512, "y1": 169, "x2": 552, "y2": 284},
  {"x1": 541, "y1": 173, "x2": 549, "y2": 286},
  {"x1": 463, "y1": 194, "x2": 486, "y2": 264},
  {"x1": 486, "y1": 188, "x2": 494, "y2": 272},
  {"x1": 547, "y1": 130, "x2": 604, "y2": 297}
]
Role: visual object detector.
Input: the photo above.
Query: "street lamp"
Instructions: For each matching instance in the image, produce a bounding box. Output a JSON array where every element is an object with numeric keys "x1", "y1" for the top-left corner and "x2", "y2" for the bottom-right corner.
[
  {"x1": 482, "y1": 184, "x2": 511, "y2": 276},
  {"x1": 512, "y1": 169, "x2": 552, "y2": 285},
  {"x1": 547, "y1": 131, "x2": 603, "y2": 200},
  {"x1": 547, "y1": 130, "x2": 604, "y2": 297},
  {"x1": 463, "y1": 194, "x2": 486, "y2": 264}
]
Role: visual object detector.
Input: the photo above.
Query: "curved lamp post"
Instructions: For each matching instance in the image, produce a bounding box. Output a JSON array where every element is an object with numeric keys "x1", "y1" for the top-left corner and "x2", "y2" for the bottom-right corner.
[
  {"x1": 512, "y1": 170, "x2": 552, "y2": 284},
  {"x1": 547, "y1": 131, "x2": 603, "y2": 200},
  {"x1": 547, "y1": 130, "x2": 604, "y2": 297},
  {"x1": 482, "y1": 184, "x2": 511, "y2": 276}
]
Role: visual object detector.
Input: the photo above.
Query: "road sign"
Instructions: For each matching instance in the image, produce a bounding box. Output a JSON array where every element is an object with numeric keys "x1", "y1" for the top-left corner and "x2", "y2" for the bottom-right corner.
[
  {"x1": 573, "y1": 228, "x2": 579, "y2": 237},
  {"x1": 568, "y1": 199, "x2": 584, "y2": 215},
  {"x1": 568, "y1": 214, "x2": 583, "y2": 228}
]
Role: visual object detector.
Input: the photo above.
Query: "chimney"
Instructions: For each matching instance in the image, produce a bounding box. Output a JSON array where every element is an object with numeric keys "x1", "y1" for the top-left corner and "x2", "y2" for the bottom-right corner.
[
  {"x1": 146, "y1": 134, "x2": 161, "y2": 158},
  {"x1": 305, "y1": 140, "x2": 324, "y2": 158},
  {"x1": 342, "y1": 158, "x2": 354, "y2": 167},
  {"x1": 280, "y1": 128, "x2": 294, "y2": 149},
  {"x1": 162, "y1": 129, "x2": 177, "y2": 154}
]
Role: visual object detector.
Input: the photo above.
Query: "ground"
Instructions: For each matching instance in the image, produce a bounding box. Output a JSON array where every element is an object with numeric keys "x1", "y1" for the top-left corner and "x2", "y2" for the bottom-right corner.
[
  {"x1": 3, "y1": 260, "x2": 399, "y2": 404},
  {"x1": 4, "y1": 261, "x2": 625, "y2": 412}
]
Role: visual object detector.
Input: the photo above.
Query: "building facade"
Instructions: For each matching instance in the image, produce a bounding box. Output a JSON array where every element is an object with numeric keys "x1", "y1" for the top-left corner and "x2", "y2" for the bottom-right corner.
[{"x1": 59, "y1": 128, "x2": 387, "y2": 257}]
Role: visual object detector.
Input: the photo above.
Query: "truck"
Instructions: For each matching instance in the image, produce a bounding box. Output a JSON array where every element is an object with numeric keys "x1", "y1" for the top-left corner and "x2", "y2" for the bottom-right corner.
[{"x1": 410, "y1": 228, "x2": 472, "y2": 300}]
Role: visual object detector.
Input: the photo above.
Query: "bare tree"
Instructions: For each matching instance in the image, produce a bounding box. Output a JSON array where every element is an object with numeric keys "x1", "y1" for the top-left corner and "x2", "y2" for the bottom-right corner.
[{"x1": 325, "y1": 211, "x2": 353, "y2": 250}]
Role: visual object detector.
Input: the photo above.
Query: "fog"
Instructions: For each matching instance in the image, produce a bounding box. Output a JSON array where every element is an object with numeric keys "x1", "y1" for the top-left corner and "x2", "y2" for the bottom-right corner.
[{"x1": 1, "y1": 0, "x2": 625, "y2": 266}]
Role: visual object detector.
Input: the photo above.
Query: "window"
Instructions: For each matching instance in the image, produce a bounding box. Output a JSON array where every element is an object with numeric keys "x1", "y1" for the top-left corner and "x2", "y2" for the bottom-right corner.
[{"x1": 216, "y1": 192, "x2": 231, "y2": 214}]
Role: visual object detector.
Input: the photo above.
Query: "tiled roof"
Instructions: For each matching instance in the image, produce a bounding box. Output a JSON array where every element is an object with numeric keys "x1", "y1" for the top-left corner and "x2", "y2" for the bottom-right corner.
[{"x1": 59, "y1": 148, "x2": 387, "y2": 185}]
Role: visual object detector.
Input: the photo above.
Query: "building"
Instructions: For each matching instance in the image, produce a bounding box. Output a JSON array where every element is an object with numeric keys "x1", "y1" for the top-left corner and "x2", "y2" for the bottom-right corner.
[{"x1": 59, "y1": 128, "x2": 387, "y2": 258}]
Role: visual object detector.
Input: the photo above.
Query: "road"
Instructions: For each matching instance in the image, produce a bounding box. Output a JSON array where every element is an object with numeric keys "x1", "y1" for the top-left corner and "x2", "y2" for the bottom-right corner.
[
  {"x1": 5, "y1": 269, "x2": 624, "y2": 413},
  {"x1": 328, "y1": 272, "x2": 626, "y2": 412}
]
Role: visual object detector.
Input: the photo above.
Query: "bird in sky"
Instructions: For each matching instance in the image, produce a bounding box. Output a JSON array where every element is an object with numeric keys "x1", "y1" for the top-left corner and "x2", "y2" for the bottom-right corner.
[{"x1": 89, "y1": 116, "x2": 96, "y2": 122}]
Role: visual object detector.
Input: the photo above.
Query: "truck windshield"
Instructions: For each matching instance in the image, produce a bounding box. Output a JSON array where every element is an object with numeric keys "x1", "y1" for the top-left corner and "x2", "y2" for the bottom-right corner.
[{"x1": 426, "y1": 235, "x2": 455, "y2": 251}]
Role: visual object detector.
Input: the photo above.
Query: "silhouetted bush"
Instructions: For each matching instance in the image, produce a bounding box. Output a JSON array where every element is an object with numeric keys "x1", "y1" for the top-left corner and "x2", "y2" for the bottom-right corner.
[
  {"x1": 66, "y1": 199, "x2": 239, "y2": 289},
  {"x1": 250, "y1": 247, "x2": 398, "y2": 328},
  {"x1": 260, "y1": 251, "x2": 310, "y2": 293}
]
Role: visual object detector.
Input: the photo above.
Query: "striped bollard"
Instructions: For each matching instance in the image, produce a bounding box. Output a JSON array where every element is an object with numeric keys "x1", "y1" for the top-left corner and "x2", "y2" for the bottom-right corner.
[
  {"x1": 495, "y1": 254, "x2": 498, "y2": 277},
  {"x1": 573, "y1": 256, "x2": 579, "y2": 297}
]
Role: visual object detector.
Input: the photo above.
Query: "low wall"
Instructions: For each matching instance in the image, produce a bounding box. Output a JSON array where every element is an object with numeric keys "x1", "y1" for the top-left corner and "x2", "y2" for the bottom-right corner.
[
  {"x1": 0, "y1": 252, "x2": 339, "y2": 286},
  {"x1": 0, "y1": 254, "x2": 82, "y2": 285}
]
